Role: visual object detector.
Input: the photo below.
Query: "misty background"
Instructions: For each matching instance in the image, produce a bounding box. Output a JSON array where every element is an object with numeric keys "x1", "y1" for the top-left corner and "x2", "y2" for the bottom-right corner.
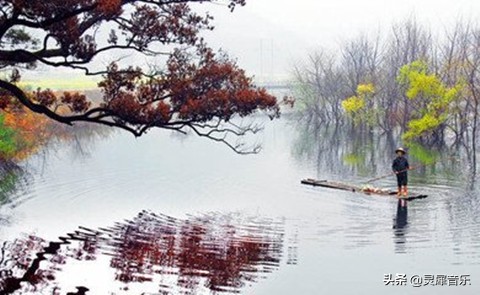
[
  {"x1": 204, "y1": 0, "x2": 480, "y2": 81},
  {"x1": 22, "y1": 0, "x2": 480, "y2": 85}
]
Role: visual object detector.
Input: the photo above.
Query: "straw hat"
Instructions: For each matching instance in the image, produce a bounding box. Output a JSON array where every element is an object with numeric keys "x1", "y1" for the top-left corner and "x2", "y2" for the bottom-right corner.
[{"x1": 395, "y1": 147, "x2": 406, "y2": 154}]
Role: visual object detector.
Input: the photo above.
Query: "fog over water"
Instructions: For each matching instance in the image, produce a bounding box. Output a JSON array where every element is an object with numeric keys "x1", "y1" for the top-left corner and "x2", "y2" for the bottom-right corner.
[{"x1": 1, "y1": 117, "x2": 479, "y2": 294}]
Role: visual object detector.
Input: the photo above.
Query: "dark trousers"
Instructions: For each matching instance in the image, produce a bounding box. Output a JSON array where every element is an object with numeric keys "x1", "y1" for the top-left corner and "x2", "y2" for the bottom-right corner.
[{"x1": 396, "y1": 172, "x2": 408, "y2": 187}]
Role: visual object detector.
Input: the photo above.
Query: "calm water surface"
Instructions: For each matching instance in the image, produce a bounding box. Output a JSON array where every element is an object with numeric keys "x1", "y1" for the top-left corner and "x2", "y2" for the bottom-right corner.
[{"x1": 0, "y1": 116, "x2": 479, "y2": 294}]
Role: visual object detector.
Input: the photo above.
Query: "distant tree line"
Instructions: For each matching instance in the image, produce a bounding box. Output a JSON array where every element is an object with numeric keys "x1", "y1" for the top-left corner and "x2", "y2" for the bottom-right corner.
[{"x1": 293, "y1": 18, "x2": 480, "y2": 164}]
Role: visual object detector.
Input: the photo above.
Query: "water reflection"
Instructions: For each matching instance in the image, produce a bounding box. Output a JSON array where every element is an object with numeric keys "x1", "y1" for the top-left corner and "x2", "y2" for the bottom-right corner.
[
  {"x1": 293, "y1": 120, "x2": 472, "y2": 188},
  {"x1": 0, "y1": 164, "x2": 32, "y2": 228},
  {"x1": 1, "y1": 124, "x2": 112, "y2": 204},
  {"x1": 393, "y1": 199, "x2": 408, "y2": 254},
  {"x1": 293, "y1": 118, "x2": 480, "y2": 262},
  {"x1": 0, "y1": 211, "x2": 285, "y2": 294},
  {"x1": 0, "y1": 164, "x2": 28, "y2": 206},
  {"x1": 1, "y1": 116, "x2": 480, "y2": 294},
  {"x1": 292, "y1": 121, "x2": 396, "y2": 179}
]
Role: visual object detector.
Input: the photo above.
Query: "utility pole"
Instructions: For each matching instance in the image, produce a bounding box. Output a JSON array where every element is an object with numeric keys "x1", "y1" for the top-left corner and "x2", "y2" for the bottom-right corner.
[
  {"x1": 260, "y1": 39, "x2": 264, "y2": 83},
  {"x1": 271, "y1": 38, "x2": 274, "y2": 82}
]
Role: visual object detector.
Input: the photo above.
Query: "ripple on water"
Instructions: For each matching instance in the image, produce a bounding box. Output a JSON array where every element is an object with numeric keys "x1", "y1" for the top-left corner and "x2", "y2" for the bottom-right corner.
[{"x1": 0, "y1": 210, "x2": 288, "y2": 295}]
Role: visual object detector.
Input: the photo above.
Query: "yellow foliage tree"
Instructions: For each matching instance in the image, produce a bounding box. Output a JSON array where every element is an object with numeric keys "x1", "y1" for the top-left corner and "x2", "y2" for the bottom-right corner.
[
  {"x1": 342, "y1": 83, "x2": 376, "y2": 126},
  {"x1": 398, "y1": 60, "x2": 463, "y2": 141}
]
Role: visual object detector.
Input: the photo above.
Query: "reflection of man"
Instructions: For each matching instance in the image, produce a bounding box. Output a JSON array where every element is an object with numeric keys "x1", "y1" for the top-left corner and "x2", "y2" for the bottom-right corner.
[
  {"x1": 392, "y1": 147, "x2": 410, "y2": 197},
  {"x1": 393, "y1": 199, "x2": 408, "y2": 230},
  {"x1": 393, "y1": 199, "x2": 408, "y2": 253}
]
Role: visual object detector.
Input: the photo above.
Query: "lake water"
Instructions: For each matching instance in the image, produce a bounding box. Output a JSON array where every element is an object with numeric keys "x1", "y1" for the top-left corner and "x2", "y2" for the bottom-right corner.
[{"x1": 0, "y1": 116, "x2": 479, "y2": 294}]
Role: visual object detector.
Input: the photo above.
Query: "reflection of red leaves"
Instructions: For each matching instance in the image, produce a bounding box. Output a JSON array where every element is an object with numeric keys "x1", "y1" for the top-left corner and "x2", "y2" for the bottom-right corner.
[{"x1": 0, "y1": 212, "x2": 283, "y2": 294}]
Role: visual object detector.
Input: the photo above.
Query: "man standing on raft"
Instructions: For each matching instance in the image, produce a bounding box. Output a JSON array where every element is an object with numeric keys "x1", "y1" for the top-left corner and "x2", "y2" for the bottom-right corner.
[{"x1": 392, "y1": 147, "x2": 410, "y2": 197}]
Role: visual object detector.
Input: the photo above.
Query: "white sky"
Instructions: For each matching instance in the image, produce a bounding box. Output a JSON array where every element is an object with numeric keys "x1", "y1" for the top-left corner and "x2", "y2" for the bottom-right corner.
[
  {"x1": 24, "y1": 0, "x2": 480, "y2": 85},
  {"x1": 201, "y1": 0, "x2": 480, "y2": 81}
]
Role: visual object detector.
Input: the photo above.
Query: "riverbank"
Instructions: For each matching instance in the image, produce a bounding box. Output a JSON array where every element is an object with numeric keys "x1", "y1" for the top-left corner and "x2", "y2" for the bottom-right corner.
[{"x1": 0, "y1": 107, "x2": 53, "y2": 163}]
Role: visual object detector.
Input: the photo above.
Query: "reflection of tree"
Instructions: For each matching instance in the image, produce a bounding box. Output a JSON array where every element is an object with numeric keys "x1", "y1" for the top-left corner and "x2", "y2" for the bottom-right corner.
[
  {"x1": 33, "y1": 123, "x2": 113, "y2": 164},
  {"x1": 292, "y1": 121, "x2": 395, "y2": 179},
  {"x1": 0, "y1": 163, "x2": 27, "y2": 205},
  {"x1": 292, "y1": 118, "x2": 472, "y2": 188},
  {"x1": 0, "y1": 125, "x2": 112, "y2": 209},
  {"x1": 0, "y1": 235, "x2": 59, "y2": 294},
  {"x1": 443, "y1": 190, "x2": 480, "y2": 263},
  {"x1": 176, "y1": 218, "x2": 281, "y2": 293},
  {"x1": 0, "y1": 211, "x2": 284, "y2": 295},
  {"x1": 0, "y1": 164, "x2": 31, "y2": 227}
]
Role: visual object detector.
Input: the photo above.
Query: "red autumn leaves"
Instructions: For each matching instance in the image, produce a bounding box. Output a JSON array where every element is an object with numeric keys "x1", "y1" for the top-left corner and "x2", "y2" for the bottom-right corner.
[
  {"x1": 0, "y1": 0, "x2": 279, "y2": 144},
  {"x1": 97, "y1": 48, "x2": 279, "y2": 128}
]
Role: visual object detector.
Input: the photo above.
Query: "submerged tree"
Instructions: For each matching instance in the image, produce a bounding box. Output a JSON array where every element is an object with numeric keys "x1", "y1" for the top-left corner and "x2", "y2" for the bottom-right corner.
[
  {"x1": 397, "y1": 60, "x2": 463, "y2": 144},
  {"x1": 0, "y1": 0, "x2": 279, "y2": 154},
  {"x1": 342, "y1": 83, "x2": 377, "y2": 128}
]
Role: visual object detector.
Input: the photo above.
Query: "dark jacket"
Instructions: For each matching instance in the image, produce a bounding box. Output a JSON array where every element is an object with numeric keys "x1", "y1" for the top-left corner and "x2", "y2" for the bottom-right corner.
[{"x1": 392, "y1": 156, "x2": 409, "y2": 173}]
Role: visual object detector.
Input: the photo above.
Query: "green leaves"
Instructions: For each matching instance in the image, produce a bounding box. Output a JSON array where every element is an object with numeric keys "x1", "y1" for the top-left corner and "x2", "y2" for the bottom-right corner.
[
  {"x1": 407, "y1": 142, "x2": 439, "y2": 165},
  {"x1": 0, "y1": 114, "x2": 18, "y2": 159},
  {"x1": 403, "y1": 113, "x2": 447, "y2": 141},
  {"x1": 398, "y1": 60, "x2": 463, "y2": 141},
  {"x1": 342, "y1": 95, "x2": 365, "y2": 114},
  {"x1": 342, "y1": 83, "x2": 377, "y2": 126}
]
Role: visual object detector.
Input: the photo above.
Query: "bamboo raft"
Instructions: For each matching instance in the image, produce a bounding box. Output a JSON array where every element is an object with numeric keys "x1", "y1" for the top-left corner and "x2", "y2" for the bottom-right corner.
[{"x1": 301, "y1": 179, "x2": 428, "y2": 201}]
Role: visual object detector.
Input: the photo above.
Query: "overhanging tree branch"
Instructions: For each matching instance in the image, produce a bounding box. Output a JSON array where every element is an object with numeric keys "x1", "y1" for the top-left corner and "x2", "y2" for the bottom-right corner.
[{"x1": 0, "y1": 0, "x2": 278, "y2": 154}]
